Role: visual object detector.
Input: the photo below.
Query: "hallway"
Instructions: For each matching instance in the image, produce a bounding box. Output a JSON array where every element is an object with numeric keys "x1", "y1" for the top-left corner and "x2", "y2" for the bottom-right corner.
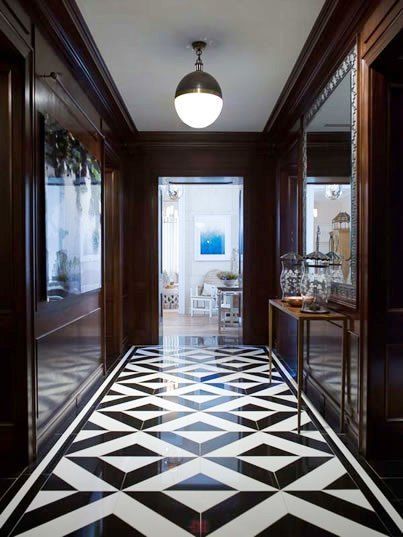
[{"x1": 2, "y1": 343, "x2": 400, "y2": 536}]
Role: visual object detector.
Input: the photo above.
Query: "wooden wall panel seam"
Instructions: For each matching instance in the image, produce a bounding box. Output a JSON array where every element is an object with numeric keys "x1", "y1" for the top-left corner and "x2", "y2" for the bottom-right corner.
[{"x1": 35, "y1": 307, "x2": 102, "y2": 340}]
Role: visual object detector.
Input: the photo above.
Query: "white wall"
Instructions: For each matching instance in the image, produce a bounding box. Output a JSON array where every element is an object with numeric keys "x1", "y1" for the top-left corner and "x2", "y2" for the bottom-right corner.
[
  {"x1": 179, "y1": 184, "x2": 241, "y2": 314},
  {"x1": 306, "y1": 184, "x2": 350, "y2": 253}
]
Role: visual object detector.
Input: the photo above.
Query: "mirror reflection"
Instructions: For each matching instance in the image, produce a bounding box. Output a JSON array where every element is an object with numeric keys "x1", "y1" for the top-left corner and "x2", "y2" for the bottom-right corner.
[
  {"x1": 305, "y1": 183, "x2": 351, "y2": 284},
  {"x1": 303, "y1": 47, "x2": 357, "y2": 306}
]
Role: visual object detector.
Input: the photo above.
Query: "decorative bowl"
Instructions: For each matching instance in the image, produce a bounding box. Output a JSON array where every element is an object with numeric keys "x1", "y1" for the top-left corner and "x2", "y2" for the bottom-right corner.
[{"x1": 284, "y1": 296, "x2": 303, "y2": 308}]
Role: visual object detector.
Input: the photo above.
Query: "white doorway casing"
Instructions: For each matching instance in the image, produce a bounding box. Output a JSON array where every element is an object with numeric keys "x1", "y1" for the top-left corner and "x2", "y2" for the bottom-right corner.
[{"x1": 178, "y1": 189, "x2": 186, "y2": 314}]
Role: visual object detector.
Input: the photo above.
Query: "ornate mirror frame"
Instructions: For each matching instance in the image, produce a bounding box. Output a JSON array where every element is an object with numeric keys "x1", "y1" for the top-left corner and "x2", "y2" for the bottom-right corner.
[{"x1": 302, "y1": 45, "x2": 358, "y2": 308}]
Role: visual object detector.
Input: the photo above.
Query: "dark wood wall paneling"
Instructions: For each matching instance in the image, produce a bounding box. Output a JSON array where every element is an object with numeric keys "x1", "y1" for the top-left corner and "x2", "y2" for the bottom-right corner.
[
  {"x1": 306, "y1": 132, "x2": 351, "y2": 177},
  {"x1": 0, "y1": 0, "x2": 131, "y2": 472},
  {"x1": 274, "y1": 138, "x2": 299, "y2": 372},
  {"x1": 268, "y1": 0, "x2": 403, "y2": 457},
  {"x1": 105, "y1": 141, "x2": 126, "y2": 368},
  {"x1": 0, "y1": 1, "x2": 35, "y2": 471},
  {"x1": 123, "y1": 133, "x2": 276, "y2": 345},
  {"x1": 0, "y1": 39, "x2": 33, "y2": 471}
]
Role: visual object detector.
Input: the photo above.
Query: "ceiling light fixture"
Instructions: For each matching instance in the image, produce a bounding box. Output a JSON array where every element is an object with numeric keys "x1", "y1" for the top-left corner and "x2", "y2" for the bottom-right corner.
[
  {"x1": 175, "y1": 41, "x2": 223, "y2": 129},
  {"x1": 325, "y1": 184, "x2": 342, "y2": 200}
]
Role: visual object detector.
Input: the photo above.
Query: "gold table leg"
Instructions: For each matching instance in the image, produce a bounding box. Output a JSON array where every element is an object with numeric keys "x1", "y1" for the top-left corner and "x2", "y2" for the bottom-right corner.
[
  {"x1": 340, "y1": 318, "x2": 348, "y2": 432},
  {"x1": 218, "y1": 291, "x2": 222, "y2": 333},
  {"x1": 297, "y1": 319, "x2": 304, "y2": 433},
  {"x1": 268, "y1": 302, "x2": 273, "y2": 382}
]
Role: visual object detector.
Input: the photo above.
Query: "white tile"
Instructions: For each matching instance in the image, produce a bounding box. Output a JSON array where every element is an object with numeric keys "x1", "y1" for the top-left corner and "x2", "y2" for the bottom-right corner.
[
  {"x1": 324, "y1": 489, "x2": 374, "y2": 511},
  {"x1": 232, "y1": 410, "x2": 278, "y2": 421},
  {"x1": 145, "y1": 411, "x2": 254, "y2": 432},
  {"x1": 53, "y1": 458, "x2": 117, "y2": 492},
  {"x1": 87, "y1": 411, "x2": 136, "y2": 432},
  {"x1": 179, "y1": 395, "x2": 221, "y2": 403},
  {"x1": 207, "y1": 431, "x2": 332, "y2": 458},
  {"x1": 100, "y1": 456, "x2": 163, "y2": 473},
  {"x1": 174, "y1": 430, "x2": 228, "y2": 443},
  {"x1": 199, "y1": 459, "x2": 277, "y2": 491},
  {"x1": 73, "y1": 430, "x2": 110, "y2": 443},
  {"x1": 15, "y1": 493, "x2": 120, "y2": 537},
  {"x1": 114, "y1": 493, "x2": 194, "y2": 536},
  {"x1": 26, "y1": 491, "x2": 77, "y2": 512},
  {"x1": 262, "y1": 411, "x2": 310, "y2": 432},
  {"x1": 208, "y1": 492, "x2": 288, "y2": 537},
  {"x1": 124, "y1": 410, "x2": 171, "y2": 420},
  {"x1": 238, "y1": 455, "x2": 300, "y2": 473},
  {"x1": 68, "y1": 431, "x2": 194, "y2": 458},
  {"x1": 282, "y1": 492, "x2": 388, "y2": 536},
  {"x1": 123, "y1": 458, "x2": 202, "y2": 491},
  {"x1": 283, "y1": 457, "x2": 345, "y2": 491}
]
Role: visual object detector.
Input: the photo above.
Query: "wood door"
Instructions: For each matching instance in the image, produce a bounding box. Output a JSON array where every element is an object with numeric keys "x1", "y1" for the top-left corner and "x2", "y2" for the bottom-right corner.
[{"x1": 365, "y1": 30, "x2": 403, "y2": 456}]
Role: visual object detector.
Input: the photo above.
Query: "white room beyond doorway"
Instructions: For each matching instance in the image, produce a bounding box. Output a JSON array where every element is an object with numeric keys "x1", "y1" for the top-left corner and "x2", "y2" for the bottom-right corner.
[{"x1": 159, "y1": 177, "x2": 244, "y2": 339}]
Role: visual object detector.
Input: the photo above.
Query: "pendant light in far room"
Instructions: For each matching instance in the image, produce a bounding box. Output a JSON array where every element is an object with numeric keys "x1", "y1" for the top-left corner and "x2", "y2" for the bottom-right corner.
[{"x1": 174, "y1": 41, "x2": 223, "y2": 129}]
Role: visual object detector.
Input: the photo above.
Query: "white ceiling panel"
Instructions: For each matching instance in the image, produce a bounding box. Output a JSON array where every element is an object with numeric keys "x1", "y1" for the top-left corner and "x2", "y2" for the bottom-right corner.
[{"x1": 76, "y1": 0, "x2": 325, "y2": 131}]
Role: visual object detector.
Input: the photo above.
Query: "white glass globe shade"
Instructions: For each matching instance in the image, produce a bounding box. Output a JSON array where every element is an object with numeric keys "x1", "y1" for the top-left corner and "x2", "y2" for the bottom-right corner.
[{"x1": 174, "y1": 92, "x2": 223, "y2": 128}]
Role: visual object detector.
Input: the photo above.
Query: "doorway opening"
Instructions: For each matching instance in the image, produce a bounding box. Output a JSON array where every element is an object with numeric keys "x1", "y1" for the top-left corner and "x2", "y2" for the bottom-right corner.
[{"x1": 158, "y1": 177, "x2": 244, "y2": 341}]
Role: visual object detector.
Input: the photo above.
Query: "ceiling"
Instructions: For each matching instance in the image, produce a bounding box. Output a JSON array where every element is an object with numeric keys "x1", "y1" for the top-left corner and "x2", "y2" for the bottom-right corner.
[
  {"x1": 76, "y1": 0, "x2": 325, "y2": 132},
  {"x1": 307, "y1": 74, "x2": 352, "y2": 132}
]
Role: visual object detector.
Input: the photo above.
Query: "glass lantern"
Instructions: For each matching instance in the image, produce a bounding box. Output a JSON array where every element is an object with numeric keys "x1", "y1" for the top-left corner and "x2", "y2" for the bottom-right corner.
[
  {"x1": 326, "y1": 251, "x2": 344, "y2": 283},
  {"x1": 280, "y1": 252, "x2": 303, "y2": 301},
  {"x1": 300, "y1": 251, "x2": 331, "y2": 313},
  {"x1": 332, "y1": 211, "x2": 350, "y2": 230}
]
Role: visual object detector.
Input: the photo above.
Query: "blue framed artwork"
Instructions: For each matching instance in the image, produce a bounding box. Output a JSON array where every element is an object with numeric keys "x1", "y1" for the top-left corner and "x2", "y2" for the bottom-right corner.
[{"x1": 194, "y1": 215, "x2": 231, "y2": 261}]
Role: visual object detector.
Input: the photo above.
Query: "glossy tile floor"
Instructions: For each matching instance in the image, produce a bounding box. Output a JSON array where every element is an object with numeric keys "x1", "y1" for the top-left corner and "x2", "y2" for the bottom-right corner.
[{"x1": 2, "y1": 344, "x2": 403, "y2": 536}]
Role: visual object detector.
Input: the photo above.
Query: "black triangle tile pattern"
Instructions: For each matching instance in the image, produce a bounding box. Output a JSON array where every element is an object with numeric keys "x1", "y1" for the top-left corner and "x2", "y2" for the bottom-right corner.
[
  {"x1": 4, "y1": 344, "x2": 399, "y2": 536},
  {"x1": 255, "y1": 513, "x2": 336, "y2": 536},
  {"x1": 66, "y1": 514, "x2": 146, "y2": 537}
]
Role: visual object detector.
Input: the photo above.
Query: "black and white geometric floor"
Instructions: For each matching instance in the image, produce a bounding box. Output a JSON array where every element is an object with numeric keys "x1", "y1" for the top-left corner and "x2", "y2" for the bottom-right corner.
[{"x1": 2, "y1": 344, "x2": 403, "y2": 536}]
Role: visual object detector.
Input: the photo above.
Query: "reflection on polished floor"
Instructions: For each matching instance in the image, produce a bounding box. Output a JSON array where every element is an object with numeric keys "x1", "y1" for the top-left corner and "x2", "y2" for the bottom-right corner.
[{"x1": 3, "y1": 343, "x2": 402, "y2": 536}]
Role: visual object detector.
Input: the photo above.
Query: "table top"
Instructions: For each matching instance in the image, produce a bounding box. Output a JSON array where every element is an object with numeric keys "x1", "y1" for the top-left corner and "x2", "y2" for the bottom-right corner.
[
  {"x1": 217, "y1": 286, "x2": 242, "y2": 292},
  {"x1": 163, "y1": 287, "x2": 178, "y2": 295},
  {"x1": 269, "y1": 298, "x2": 346, "y2": 321}
]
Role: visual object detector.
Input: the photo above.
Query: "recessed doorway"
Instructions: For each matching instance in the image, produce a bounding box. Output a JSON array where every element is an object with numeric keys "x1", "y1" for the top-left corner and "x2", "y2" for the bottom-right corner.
[{"x1": 158, "y1": 177, "x2": 244, "y2": 341}]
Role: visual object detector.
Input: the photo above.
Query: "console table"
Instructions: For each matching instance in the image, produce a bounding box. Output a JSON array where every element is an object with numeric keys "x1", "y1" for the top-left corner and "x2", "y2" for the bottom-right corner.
[
  {"x1": 268, "y1": 298, "x2": 348, "y2": 433},
  {"x1": 217, "y1": 287, "x2": 242, "y2": 332}
]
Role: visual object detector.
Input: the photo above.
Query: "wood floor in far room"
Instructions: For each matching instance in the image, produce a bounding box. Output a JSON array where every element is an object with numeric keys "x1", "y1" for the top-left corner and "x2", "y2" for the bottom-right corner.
[{"x1": 162, "y1": 311, "x2": 241, "y2": 337}]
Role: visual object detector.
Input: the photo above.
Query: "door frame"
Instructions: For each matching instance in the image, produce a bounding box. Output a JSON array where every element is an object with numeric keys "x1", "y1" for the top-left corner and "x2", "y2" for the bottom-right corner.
[
  {"x1": 150, "y1": 171, "x2": 252, "y2": 344},
  {"x1": 158, "y1": 177, "x2": 245, "y2": 337}
]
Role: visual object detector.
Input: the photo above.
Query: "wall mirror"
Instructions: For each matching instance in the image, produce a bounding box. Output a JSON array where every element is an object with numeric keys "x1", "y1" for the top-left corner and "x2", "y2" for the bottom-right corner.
[{"x1": 303, "y1": 46, "x2": 357, "y2": 307}]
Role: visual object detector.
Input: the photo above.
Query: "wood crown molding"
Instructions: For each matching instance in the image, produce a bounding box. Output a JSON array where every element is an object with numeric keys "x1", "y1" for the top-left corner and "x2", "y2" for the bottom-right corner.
[
  {"x1": 124, "y1": 131, "x2": 273, "y2": 153},
  {"x1": 21, "y1": 0, "x2": 137, "y2": 140},
  {"x1": 264, "y1": 0, "x2": 375, "y2": 141}
]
